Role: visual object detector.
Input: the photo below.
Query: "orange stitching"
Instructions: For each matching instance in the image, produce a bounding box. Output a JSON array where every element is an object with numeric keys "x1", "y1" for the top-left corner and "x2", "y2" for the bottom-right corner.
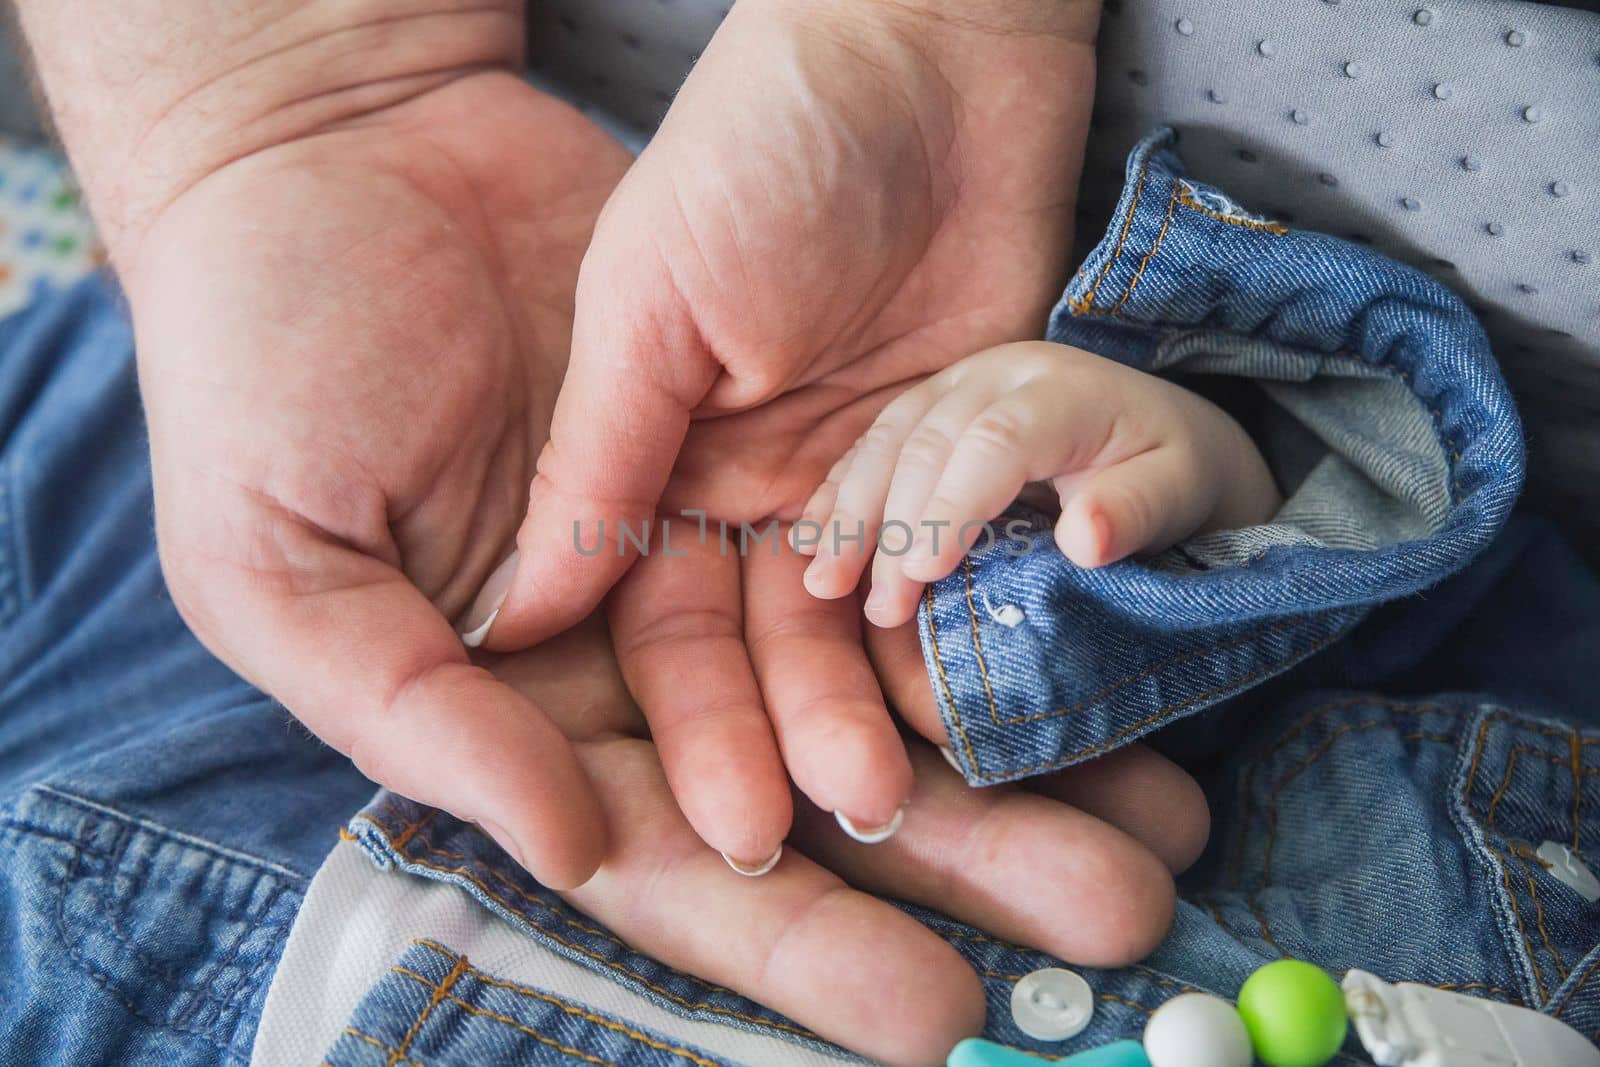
[
  {"x1": 344, "y1": 1027, "x2": 424, "y2": 1067},
  {"x1": 1228, "y1": 698, "x2": 1459, "y2": 890},
  {"x1": 435, "y1": 994, "x2": 618, "y2": 1067},
  {"x1": 927, "y1": 583, "x2": 982, "y2": 776},
  {"x1": 1487, "y1": 840, "x2": 1549, "y2": 1001},
  {"x1": 360, "y1": 822, "x2": 818, "y2": 1040},
  {"x1": 390, "y1": 809, "x2": 437, "y2": 850},
  {"x1": 976, "y1": 611, "x2": 1303, "y2": 728},
  {"x1": 1252, "y1": 709, "x2": 1458, "y2": 951},
  {"x1": 1485, "y1": 748, "x2": 1520, "y2": 830},
  {"x1": 1176, "y1": 186, "x2": 1289, "y2": 235},
  {"x1": 1514, "y1": 852, "x2": 1568, "y2": 974},
  {"x1": 959, "y1": 557, "x2": 1002, "y2": 725},
  {"x1": 388, "y1": 949, "x2": 468, "y2": 1066},
  {"x1": 1107, "y1": 180, "x2": 1182, "y2": 316},
  {"x1": 941, "y1": 622, "x2": 1348, "y2": 782},
  {"x1": 1555, "y1": 952, "x2": 1600, "y2": 1015},
  {"x1": 392, "y1": 958, "x2": 724, "y2": 1067},
  {"x1": 1070, "y1": 152, "x2": 1152, "y2": 314},
  {"x1": 1245, "y1": 896, "x2": 1282, "y2": 955}
]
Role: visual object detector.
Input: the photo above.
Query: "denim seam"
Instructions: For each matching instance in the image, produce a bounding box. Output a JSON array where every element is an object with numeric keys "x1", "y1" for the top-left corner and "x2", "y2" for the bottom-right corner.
[
  {"x1": 388, "y1": 951, "x2": 468, "y2": 1067},
  {"x1": 958, "y1": 551, "x2": 1304, "y2": 728},
  {"x1": 1106, "y1": 180, "x2": 1182, "y2": 318},
  {"x1": 351, "y1": 810, "x2": 817, "y2": 1042},
  {"x1": 1226, "y1": 697, "x2": 1460, "y2": 891},
  {"x1": 1073, "y1": 151, "x2": 1153, "y2": 314},
  {"x1": 52, "y1": 834, "x2": 250, "y2": 1062},
  {"x1": 1174, "y1": 186, "x2": 1290, "y2": 236},
  {"x1": 403, "y1": 943, "x2": 731, "y2": 1067},
  {"x1": 1463, "y1": 710, "x2": 1595, "y2": 1005},
  {"x1": 34, "y1": 784, "x2": 309, "y2": 881},
  {"x1": 1479, "y1": 735, "x2": 1593, "y2": 998},
  {"x1": 31, "y1": 806, "x2": 293, "y2": 1045},
  {"x1": 340, "y1": 1026, "x2": 426, "y2": 1067},
  {"x1": 935, "y1": 605, "x2": 1350, "y2": 782},
  {"x1": 1252, "y1": 714, "x2": 1458, "y2": 957}
]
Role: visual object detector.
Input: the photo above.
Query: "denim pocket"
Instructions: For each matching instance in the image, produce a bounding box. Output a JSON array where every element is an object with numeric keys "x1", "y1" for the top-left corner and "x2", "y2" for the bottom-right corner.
[
  {"x1": 323, "y1": 939, "x2": 740, "y2": 1067},
  {"x1": 1198, "y1": 695, "x2": 1600, "y2": 1034},
  {"x1": 0, "y1": 785, "x2": 303, "y2": 1064},
  {"x1": 1452, "y1": 706, "x2": 1600, "y2": 1036}
]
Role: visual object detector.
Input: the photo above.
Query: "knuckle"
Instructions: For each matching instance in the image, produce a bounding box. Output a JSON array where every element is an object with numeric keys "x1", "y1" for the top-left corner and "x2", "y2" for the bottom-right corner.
[
  {"x1": 962, "y1": 404, "x2": 1030, "y2": 455},
  {"x1": 898, "y1": 423, "x2": 957, "y2": 470}
]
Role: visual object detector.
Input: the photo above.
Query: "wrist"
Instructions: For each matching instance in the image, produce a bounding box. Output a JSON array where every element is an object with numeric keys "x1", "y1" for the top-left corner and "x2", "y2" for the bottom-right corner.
[{"x1": 13, "y1": 0, "x2": 523, "y2": 268}]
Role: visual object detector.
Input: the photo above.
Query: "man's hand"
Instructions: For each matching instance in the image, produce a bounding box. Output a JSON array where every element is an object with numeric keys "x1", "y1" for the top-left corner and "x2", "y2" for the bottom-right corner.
[
  {"x1": 491, "y1": 617, "x2": 1206, "y2": 1067},
  {"x1": 486, "y1": 0, "x2": 1102, "y2": 867},
  {"x1": 16, "y1": 0, "x2": 645, "y2": 887}
]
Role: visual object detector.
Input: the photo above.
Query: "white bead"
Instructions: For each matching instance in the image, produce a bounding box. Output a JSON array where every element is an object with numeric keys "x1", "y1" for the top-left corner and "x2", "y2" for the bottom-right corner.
[
  {"x1": 1143, "y1": 993, "x2": 1253, "y2": 1067},
  {"x1": 1011, "y1": 968, "x2": 1094, "y2": 1041}
]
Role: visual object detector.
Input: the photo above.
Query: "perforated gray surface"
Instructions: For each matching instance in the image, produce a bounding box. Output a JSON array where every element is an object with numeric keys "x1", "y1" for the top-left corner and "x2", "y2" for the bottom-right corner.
[
  {"x1": 528, "y1": 0, "x2": 1600, "y2": 538},
  {"x1": 2, "y1": 2, "x2": 1595, "y2": 534}
]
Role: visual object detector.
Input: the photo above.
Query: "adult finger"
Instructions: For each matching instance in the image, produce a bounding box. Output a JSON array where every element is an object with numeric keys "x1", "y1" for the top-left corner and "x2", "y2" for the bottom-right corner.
[
  {"x1": 565, "y1": 736, "x2": 985, "y2": 1067},
  {"x1": 479, "y1": 212, "x2": 722, "y2": 651},
  {"x1": 1026, "y1": 745, "x2": 1212, "y2": 874},
  {"x1": 866, "y1": 620, "x2": 1210, "y2": 873},
  {"x1": 744, "y1": 533, "x2": 913, "y2": 840},
  {"x1": 161, "y1": 510, "x2": 606, "y2": 889},
  {"x1": 790, "y1": 744, "x2": 1176, "y2": 967},
  {"x1": 607, "y1": 528, "x2": 793, "y2": 872}
]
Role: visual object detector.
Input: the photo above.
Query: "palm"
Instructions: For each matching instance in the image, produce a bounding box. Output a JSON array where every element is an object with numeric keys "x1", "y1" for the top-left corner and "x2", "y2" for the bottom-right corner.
[
  {"x1": 130, "y1": 73, "x2": 633, "y2": 886},
  {"x1": 135, "y1": 73, "x2": 631, "y2": 625},
  {"x1": 590, "y1": 11, "x2": 1095, "y2": 518}
]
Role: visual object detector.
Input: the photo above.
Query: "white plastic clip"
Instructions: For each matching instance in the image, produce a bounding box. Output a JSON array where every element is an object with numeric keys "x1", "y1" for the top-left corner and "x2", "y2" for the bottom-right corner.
[
  {"x1": 1343, "y1": 969, "x2": 1600, "y2": 1067},
  {"x1": 1535, "y1": 841, "x2": 1600, "y2": 903}
]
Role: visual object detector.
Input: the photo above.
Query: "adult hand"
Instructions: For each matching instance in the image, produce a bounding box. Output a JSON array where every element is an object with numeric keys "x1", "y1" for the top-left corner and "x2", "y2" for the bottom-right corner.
[
  {"x1": 121, "y1": 72, "x2": 633, "y2": 888},
  {"x1": 485, "y1": 0, "x2": 1103, "y2": 867},
  {"x1": 490, "y1": 617, "x2": 1207, "y2": 1067}
]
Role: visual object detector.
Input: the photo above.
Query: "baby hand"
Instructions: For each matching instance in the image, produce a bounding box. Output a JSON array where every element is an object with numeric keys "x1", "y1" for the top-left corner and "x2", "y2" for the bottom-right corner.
[{"x1": 795, "y1": 341, "x2": 1281, "y2": 627}]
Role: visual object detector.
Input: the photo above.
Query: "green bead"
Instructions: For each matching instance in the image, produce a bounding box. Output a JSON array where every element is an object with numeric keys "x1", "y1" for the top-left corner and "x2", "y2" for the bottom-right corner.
[{"x1": 1237, "y1": 960, "x2": 1347, "y2": 1067}]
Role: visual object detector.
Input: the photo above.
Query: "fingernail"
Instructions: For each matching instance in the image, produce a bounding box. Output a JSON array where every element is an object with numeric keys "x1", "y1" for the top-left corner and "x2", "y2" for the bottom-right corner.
[
  {"x1": 459, "y1": 551, "x2": 519, "y2": 648},
  {"x1": 835, "y1": 807, "x2": 904, "y2": 844},
  {"x1": 939, "y1": 745, "x2": 963, "y2": 773},
  {"x1": 723, "y1": 846, "x2": 783, "y2": 877},
  {"x1": 863, "y1": 587, "x2": 887, "y2": 621}
]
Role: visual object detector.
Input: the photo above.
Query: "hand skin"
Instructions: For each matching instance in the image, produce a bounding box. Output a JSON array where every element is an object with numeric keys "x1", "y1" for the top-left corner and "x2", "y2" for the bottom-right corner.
[
  {"x1": 493, "y1": 617, "x2": 1206, "y2": 1067},
  {"x1": 487, "y1": 0, "x2": 1106, "y2": 869},
  {"x1": 11, "y1": 3, "x2": 1209, "y2": 1058},
  {"x1": 14, "y1": 0, "x2": 624, "y2": 888},
  {"x1": 799, "y1": 340, "x2": 1285, "y2": 627}
]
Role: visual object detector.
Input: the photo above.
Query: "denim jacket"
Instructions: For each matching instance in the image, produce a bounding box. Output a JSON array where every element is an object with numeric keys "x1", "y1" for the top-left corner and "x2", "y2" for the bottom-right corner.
[
  {"x1": 5, "y1": 133, "x2": 1599, "y2": 1067},
  {"x1": 924, "y1": 129, "x2": 1525, "y2": 787}
]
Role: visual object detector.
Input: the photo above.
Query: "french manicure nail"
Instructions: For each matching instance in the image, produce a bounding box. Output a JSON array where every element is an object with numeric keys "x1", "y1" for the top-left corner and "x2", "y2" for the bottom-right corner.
[
  {"x1": 723, "y1": 846, "x2": 783, "y2": 877},
  {"x1": 835, "y1": 807, "x2": 905, "y2": 844},
  {"x1": 939, "y1": 745, "x2": 963, "y2": 773},
  {"x1": 459, "y1": 551, "x2": 519, "y2": 648}
]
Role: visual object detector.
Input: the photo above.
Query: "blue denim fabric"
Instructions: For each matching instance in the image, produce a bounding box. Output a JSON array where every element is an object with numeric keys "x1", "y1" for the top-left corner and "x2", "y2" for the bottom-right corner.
[
  {"x1": 922, "y1": 130, "x2": 1525, "y2": 787},
  {"x1": 5, "y1": 137, "x2": 1600, "y2": 1067},
  {"x1": 324, "y1": 938, "x2": 738, "y2": 1067},
  {"x1": 0, "y1": 277, "x2": 374, "y2": 1062}
]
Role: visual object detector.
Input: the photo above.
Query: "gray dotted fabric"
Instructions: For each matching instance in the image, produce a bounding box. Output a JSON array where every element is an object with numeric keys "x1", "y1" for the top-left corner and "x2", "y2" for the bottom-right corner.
[
  {"x1": 530, "y1": 0, "x2": 1600, "y2": 539},
  {"x1": 1086, "y1": 0, "x2": 1600, "y2": 537}
]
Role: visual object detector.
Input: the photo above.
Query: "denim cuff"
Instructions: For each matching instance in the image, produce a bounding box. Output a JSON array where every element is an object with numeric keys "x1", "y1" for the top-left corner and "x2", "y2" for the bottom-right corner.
[{"x1": 923, "y1": 129, "x2": 1524, "y2": 786}]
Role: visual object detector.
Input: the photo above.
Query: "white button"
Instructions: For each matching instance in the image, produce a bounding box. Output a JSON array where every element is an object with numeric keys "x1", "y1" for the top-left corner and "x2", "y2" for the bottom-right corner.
[
  {"x1": 1010, "y1": 968, "x2": 1093, "y2": 1041},
  {"x1": 1536, "y1": 841, "x2": 1600, "y2": 902}
]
